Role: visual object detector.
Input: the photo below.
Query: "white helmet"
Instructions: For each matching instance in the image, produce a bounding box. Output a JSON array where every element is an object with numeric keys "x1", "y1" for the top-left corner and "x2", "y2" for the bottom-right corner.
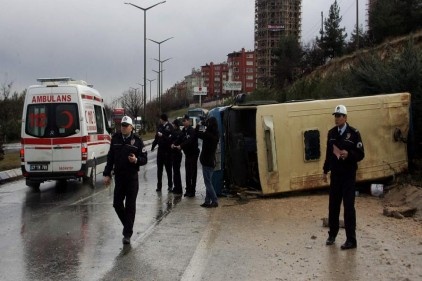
[
  {"x1": 121, "y1": 116, "x2": 133, "y2": 125},
  {"x1": 333, "y1": 105, "x2": 347, "y2": 115}
]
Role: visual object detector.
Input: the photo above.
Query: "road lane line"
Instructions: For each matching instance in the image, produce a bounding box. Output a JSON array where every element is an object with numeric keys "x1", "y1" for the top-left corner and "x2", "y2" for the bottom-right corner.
[{"x1": 180, "y1": 210, "x2": 222, "y2": 281}]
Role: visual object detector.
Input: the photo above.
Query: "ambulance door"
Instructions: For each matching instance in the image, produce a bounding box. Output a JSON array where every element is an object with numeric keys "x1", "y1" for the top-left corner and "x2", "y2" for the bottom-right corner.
[
  {"x1": 24, "y1": 102, "x2": 54, "y2": 174},
  {"x1": 50, "y1": 101, "x2": 81, "y2": 173}
]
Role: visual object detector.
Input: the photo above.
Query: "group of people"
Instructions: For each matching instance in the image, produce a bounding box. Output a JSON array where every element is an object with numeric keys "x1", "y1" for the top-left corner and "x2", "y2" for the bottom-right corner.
[
  {"x1": 103, "y1": 113, "x2": 220, "y2": 244},
  {"x1": 102, "y1": 104, "x2": 365, "y2": 250},
  {"x1": 151, "y1": 113, "x2": 220, "y2": 207}
]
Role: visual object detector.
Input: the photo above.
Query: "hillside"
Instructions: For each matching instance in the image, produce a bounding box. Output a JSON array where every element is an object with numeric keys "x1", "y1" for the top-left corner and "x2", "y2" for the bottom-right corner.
[{"x1": 308, "y1": 30, "x2": 422, "y2": 79}]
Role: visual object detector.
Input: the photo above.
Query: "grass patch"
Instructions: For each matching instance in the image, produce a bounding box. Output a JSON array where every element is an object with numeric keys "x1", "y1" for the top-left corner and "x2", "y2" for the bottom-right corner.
[{"x1": 0, "y1": 150, "x2": 21, "y2": 171}]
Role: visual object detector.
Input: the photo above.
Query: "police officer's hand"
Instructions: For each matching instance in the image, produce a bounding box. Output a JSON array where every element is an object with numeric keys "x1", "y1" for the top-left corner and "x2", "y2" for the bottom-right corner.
[
  {"x1": 340, "y1": 149, "x2": 348, "y2": 160},
  {"x1": 103, "y1": 176, "x2": 111, "y2": 186},
  {"x1": 322, "y1": 173, "x2": 328, "y2": 183},
  {"x1": 158, "y1": 132, "x2": 163, "y2": 137},
  {"x1": 128, "y1": 153, "x2": 137, "y2": 163}
]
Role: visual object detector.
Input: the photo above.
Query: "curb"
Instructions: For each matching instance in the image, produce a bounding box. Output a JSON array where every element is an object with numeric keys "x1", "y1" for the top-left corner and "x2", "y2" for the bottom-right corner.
[{"x1": 0, "y1": 168, "x2": 23, "y2": 184}]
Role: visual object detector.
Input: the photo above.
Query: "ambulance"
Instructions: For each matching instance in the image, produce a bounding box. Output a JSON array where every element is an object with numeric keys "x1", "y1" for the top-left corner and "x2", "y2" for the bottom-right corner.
[{"x1": 20, "y1": 78, "x2": 111, "y2": 189}]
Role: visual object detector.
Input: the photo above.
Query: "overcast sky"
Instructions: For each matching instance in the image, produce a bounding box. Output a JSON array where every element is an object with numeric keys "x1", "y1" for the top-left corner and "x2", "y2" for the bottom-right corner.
[{"x1": 1, "y1": 0, "x2": 368, "y2": 103}]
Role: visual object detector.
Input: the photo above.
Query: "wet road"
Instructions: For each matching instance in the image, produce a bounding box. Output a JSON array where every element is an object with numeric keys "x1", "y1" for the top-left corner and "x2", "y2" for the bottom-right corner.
[
  {"x1": 1, "y1": 145, "x2": 421, "y2": 280},
  {"x1": 0, "y1": 147, "x2": 197, "y2": 281}
]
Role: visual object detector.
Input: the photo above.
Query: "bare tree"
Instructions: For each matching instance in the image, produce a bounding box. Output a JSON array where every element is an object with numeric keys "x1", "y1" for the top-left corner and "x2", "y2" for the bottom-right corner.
[
  {"x1": 120, "y1": 89, "x2": 143, "y2": 120},
  {"x1": 1, "y1": 79, "x2": 13, "y2": 100}
]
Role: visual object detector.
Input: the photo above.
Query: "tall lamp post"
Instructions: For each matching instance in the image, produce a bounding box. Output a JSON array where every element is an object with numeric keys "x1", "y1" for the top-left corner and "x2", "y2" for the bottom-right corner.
[
  {"x1": 125, "y1": 1, "x2": 166, "y2": 123},
  {"x1": 152, "y1": 69, "x2": 162, "y2": 111},
  {"x1": 154, "y1": 57, "x2": 172, "y2": 108},
  {"x1": 148, "y1": 37, "x2": 174, "y2": 104},
  {"x1": 147, "y1": 78, "x2": 156, "y2": 102},
  {"x1": 160, "y1": 57, "x2": 172, "y2": 105}
]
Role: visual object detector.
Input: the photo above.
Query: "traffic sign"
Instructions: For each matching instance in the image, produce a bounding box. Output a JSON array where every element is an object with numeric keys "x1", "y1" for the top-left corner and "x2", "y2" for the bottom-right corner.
[
  {"x1": 223, "y1": 81, "x2": 242, "y2": 91},
  {"x1": 193, "y1": 86, "x2": 207, "y2": 96}
]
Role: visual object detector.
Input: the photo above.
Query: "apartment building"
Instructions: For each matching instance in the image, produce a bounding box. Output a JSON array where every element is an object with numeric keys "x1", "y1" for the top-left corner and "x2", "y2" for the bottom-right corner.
[
  {"x1": 227, "y1": 48, "x2": 256, "y2": 94},
  {"x1": 201, "y1": 62, "x2": 229, "y2": 101},
  {"x1": 255, "y1": 0, "x2": 302, "y2": 87}
]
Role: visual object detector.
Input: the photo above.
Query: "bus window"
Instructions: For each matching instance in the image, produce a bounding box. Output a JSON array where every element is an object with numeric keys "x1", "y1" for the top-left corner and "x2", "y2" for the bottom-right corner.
[{"x1": 303, "y1": 129, "x2": 321, "y2": 161}]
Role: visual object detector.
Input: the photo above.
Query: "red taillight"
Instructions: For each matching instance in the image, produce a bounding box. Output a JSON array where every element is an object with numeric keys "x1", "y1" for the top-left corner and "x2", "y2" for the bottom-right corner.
[
  {"x1": 81, "y1": 144, "x2": 88, "y2": 161},
  {"x1": 20, "y1": 148, "x2": 25, "y2": 162}
]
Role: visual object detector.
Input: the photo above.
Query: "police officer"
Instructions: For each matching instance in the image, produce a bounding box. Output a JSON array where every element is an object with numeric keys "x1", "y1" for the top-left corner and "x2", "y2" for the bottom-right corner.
[
  {"x1": 174, "y1": 115, "x2": 199, "y2": 197},
  {"x1": 170, "y1": 119, "x2": 183, "y2": 195},
  {"x1": 323, "y1": 105, "x2": 365, "y2": 250},
  {"x1": 103, "y1": 116, "x2": 148, "y2": 245},
  {"x1": 151, "y1": 113, "x2": 174, "y2": 192}
]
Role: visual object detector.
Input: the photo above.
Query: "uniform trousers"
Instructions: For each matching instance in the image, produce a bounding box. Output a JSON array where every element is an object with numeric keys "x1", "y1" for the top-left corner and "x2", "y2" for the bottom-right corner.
[
  {"x1": 328, "y1": 171, "x2": 357, "y2": 243},
  {"x1": 184, "y1": 152, "x2": 199, "y2": 194},
  {"x1": 113, "y1": 174, "x2": 139, "y2": 238},
  {"x1": 157, "y1": 149, "x2": 172, "y2": 189},
  {"x1": 172, "y1": 151, "x2": 183, "y2": 193}
]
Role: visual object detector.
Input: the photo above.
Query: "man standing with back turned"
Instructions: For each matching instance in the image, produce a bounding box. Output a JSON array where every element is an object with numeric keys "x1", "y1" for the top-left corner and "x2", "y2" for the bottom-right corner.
[
  {"x1": 151, "y1": 113, "x2": 173, "y2": 192},
  {"x1": 323, "y1": 105, "x2": 364, "y2": 250}
]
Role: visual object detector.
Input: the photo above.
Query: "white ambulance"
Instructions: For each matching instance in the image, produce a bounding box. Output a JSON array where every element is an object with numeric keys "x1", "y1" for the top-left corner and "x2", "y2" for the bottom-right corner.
[{"x1": 20, "y1": 78, "x2": 111, "y2": 189}]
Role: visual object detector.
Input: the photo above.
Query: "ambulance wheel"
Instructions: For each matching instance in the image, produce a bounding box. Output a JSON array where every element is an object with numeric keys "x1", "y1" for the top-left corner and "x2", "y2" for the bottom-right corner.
[
  {"x1": 29, "y1": 183, "x2": 40, "y2": 191},
  {"x1": 26, "y1": 179, "x2": 40, "y2": 191},
  {"x1": 89, "y1": 165, "x2": 96, "y2": 188}
]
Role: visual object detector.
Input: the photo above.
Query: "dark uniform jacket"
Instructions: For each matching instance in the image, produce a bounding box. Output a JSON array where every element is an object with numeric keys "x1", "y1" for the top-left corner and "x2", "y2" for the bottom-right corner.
[
  {"x1": 152, "y1": 122, "x2": 173, "y2": 152},
  {"x1": 103, "y1": 132, "x2": 148, "y2": 177},
  {"x1": 323, "y1": 123, "x2": 365, "y2": 175},
  {"x1": 196, "y1": 127, "x2": 219, "y2": 168},
  {"x1": 177, "y1": 125, "x2": 199, "y2": 156},
  {"x1": 170, "y1": 126, "x2": 183, "y2": 155}
]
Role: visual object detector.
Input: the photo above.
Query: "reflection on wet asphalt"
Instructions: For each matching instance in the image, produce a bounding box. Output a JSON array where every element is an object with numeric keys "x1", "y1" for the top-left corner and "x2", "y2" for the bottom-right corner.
[{"x1": 0, "y1": 147, "x2": 200, "y2": 281}]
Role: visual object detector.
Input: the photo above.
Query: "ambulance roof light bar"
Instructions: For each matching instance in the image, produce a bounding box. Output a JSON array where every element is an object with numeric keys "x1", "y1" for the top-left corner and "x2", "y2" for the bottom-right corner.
[
  {"x1": 37, "y1": 77, "x2": 73, "y2": 84},
  {"x1": 36, "y1": 77, "x2": 88, "y2": 87}
]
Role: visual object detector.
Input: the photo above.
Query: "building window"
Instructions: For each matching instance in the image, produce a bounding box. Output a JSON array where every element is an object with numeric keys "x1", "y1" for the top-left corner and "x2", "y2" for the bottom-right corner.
[{"x1": 246, "y1": 61, "x2": 254, "y2": 66}]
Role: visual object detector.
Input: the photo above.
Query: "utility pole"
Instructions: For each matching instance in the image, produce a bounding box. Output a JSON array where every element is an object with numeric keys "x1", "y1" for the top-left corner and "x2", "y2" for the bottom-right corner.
[
  {"x1": 124, "y1": 1, "x2": 166, "y2": 125},
  {"x1": 356, "y1": 0, "x2": 359, "y2": 50}
]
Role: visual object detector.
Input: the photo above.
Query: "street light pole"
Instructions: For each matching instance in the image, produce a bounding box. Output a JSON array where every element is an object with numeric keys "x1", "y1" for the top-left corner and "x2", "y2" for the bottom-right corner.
[
  {"x1": 160, "y1": 58, "x2": 171, "y2": 105},
  {"x1": 147, "y1": 78, "x2": 156, "y2": 102},
  {"x1": 152, "y1": 69, "x2": 161, "y2": 110},
  {"x1": 125, "y1": 1, "x2": 166, "y2": 124},
  {"x1": 148, "y1": 37, "x2": 174, "y2": 105}
]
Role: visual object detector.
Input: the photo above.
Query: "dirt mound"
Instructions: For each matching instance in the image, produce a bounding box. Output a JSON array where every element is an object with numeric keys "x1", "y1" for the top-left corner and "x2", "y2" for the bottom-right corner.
[{"x1": 382, "y1": 184, "x2": 422, "y2": 221}]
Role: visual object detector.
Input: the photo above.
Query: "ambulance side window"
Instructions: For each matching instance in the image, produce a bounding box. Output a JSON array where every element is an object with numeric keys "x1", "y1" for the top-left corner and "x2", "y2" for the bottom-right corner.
[
  {"x1": 94, "y1": 105, "x2": 104, "y2": 134},
  {"x1": 26, "y1": 105, "x2": 48, "y2": 137}
]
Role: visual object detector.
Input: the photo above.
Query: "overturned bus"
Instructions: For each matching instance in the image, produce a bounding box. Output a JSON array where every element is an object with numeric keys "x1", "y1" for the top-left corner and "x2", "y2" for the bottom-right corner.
[{"x1": 222, "y1": 93, "x2": 410, "y2": 195}]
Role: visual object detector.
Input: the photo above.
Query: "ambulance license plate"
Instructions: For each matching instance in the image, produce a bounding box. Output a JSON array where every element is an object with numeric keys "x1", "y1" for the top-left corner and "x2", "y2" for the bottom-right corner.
[{"x1": 30, "y1": 164, "x2": 48, "y2": 171}]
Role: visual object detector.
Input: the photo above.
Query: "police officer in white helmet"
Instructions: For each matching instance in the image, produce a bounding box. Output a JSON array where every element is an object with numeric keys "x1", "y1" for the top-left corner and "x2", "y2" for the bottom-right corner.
[
  {"x1": 103, "y1": 116, "x2": 148, "y2": 245},
  {"x1": 323, "y1": 105, "x2": 365, "y2": 250}
]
